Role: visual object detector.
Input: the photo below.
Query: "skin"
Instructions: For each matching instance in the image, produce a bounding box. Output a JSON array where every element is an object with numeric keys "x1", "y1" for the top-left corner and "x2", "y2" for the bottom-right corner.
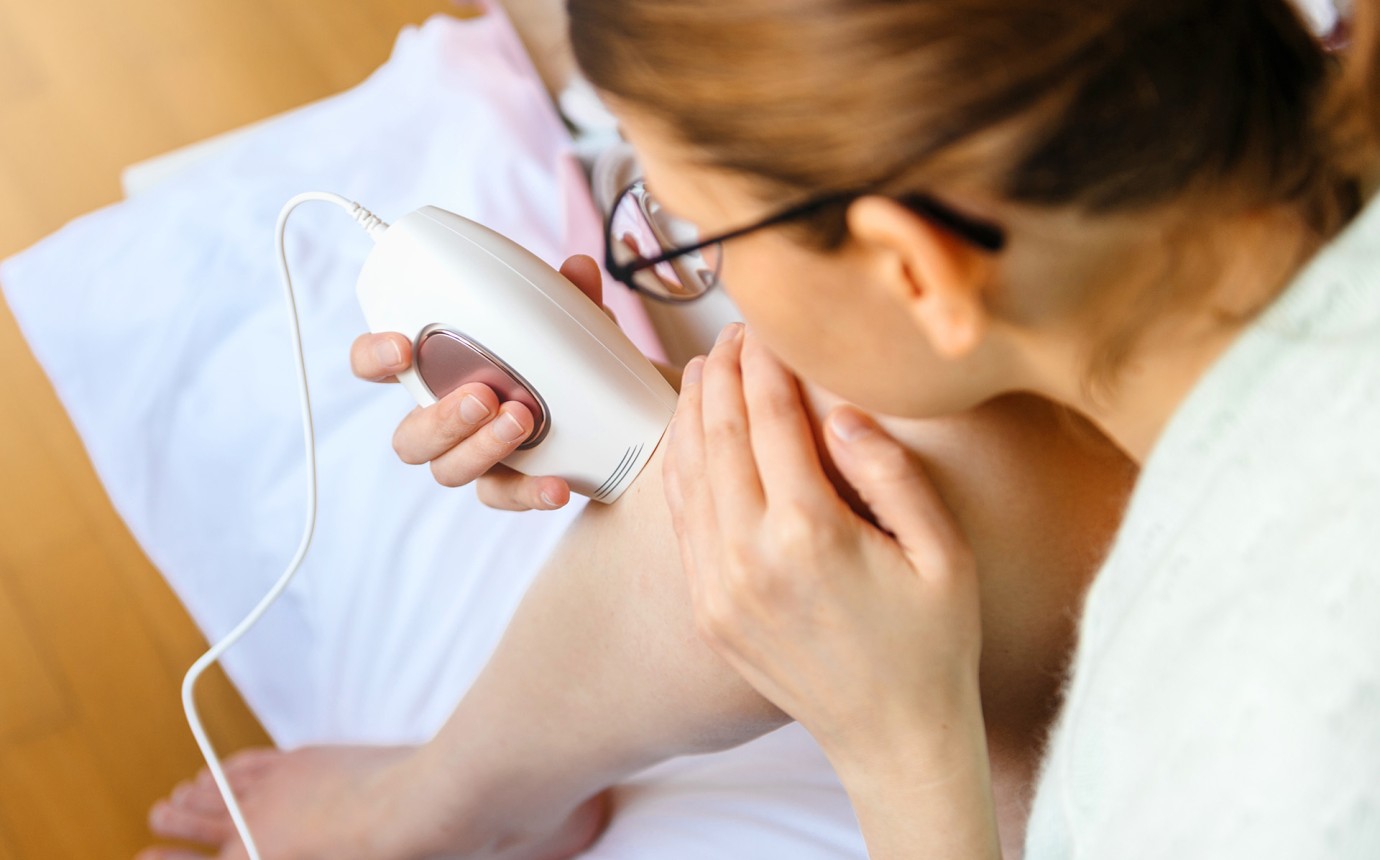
[{"x1": 138, "y1": 252, "x2": 1135, "y2": 859}]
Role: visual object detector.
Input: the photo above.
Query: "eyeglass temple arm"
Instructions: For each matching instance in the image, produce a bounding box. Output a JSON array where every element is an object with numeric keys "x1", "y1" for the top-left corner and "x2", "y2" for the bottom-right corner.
[{"x1": 608, "y1": 188, "x2": 1005, "y2": 279}]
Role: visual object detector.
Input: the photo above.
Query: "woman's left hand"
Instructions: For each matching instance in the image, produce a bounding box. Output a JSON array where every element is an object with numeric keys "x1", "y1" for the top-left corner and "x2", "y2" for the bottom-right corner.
[{"x1": 662, "y1": 323, "x2": 985, "y2": 771}]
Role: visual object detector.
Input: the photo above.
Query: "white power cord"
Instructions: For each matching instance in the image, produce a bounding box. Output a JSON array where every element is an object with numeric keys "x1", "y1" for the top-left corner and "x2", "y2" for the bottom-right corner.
[{"x1": 180, "y1": 192, "x2": 388, "y2": 860}]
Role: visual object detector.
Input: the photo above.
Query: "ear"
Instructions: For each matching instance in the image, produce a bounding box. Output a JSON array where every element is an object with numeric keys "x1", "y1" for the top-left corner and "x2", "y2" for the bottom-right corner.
[{"x1": 845, "y1": 196, "x2": 995, "y2": 360}]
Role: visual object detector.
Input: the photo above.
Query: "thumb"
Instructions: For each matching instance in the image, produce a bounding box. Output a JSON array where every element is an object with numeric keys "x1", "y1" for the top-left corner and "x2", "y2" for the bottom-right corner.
[
  {"x1": 822, "y1": 405, "x2": 969, "y2": 578},
  {"x1": 560, "y1": 254, "x2": 604, "y2": 309}
]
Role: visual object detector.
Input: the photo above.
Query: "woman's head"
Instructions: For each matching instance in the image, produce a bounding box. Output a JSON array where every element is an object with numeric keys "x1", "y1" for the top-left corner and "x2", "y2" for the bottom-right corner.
[{"x1": 570, "y1": 0, "x2": 1380, "y2": 417}]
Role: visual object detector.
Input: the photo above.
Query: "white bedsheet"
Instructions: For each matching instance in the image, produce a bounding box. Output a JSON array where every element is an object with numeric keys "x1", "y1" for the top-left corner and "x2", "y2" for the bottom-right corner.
[{"x1": 0, "y1": 7, "x2": 865, "y2": 857}]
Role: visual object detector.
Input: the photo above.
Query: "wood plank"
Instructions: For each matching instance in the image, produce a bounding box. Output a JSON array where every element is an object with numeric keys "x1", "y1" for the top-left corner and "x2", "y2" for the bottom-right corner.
[
  {"x1": 0, "y1": 725, "x2": 147, "y2": 858},
  {"x1": 0, "y1": 572, "x2": 70, "y2": 742},
  {"x1": 0, "y1": 368, "x2": 91, "y2": 560},
  {"x1": 0, "y1": 822, "x2": 18, "y2": 860},
  {"x1": 0, "y1": 1, "x2": 42, "y2": 103}
]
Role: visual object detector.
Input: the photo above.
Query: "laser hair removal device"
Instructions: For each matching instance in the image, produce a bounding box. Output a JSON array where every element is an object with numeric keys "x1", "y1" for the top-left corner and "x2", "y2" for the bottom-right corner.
[
  {"x1": 181, "y1": 192, "x2": 677, "y2": 860},
  {"x1": 357, "y1": 204, "x2": 677, "y2": 500}
]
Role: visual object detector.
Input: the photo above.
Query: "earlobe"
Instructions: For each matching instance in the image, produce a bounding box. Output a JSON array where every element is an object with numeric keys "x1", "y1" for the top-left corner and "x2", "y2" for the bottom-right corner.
[{"x1": 845, "y1": 196, "x2": 993, "y2": 361}]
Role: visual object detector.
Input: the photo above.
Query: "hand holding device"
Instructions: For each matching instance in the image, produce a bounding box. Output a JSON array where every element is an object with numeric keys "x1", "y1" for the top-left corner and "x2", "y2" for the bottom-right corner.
[
  {"x1": 355, "y1": 204, "x2": 677, "y2": 503},
  {"x1": 351, "y1": 254, "x2": 625, "y2": 511}
]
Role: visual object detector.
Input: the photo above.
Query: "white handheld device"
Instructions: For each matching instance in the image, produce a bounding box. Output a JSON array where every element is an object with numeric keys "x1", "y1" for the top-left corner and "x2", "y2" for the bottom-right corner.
[
  {"x1": 356, "y1": 205, "x2": 677, "y2": 502},
  {"x1": 184, "y1": 193, "x2": 677, "y2": 860}
]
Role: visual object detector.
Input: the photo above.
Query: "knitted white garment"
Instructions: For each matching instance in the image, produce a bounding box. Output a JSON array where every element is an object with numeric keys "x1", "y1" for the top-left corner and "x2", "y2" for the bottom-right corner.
[{"x1": 1024, "y1": 194, "x2": 1380, "y2": 859}]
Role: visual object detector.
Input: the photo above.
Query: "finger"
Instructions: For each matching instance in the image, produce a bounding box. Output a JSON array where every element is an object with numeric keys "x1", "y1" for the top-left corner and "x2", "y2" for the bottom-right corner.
[
  {"x1": 661, "y1": 421, "x2": 701, "y2": 604},
  {"x1": 391, "y1": 383, "x2": 504, "y2": 465},
  {"x1": 148, "y1": 799, "x2": 235, "y2": 846},
  {"x1": 738, "y1": 328, "x2": 836, "y2": 509},
  {"x1": 670, "y1": 355, "x2": 720, "y2": 596},
  {"x1": 221, "y1": 747, "x2": 280, "y2": 778},
  {"x1": 426, "y1": 401, "x2": 535, "y2": 488},
  {"x1": 699, "y1": 324, "x2": 766, "y2": 532},
  {"x1": 823, "y1": 406, "x2": 971, "y2": 578},
  {"x1": 170, "y1": 776, "x2": 228, "y2": 816},
  {"x1": 350, "y1": 332, "x2": 411, "y2": 382},
  {"x1": 135, "y1": 848, "x2": 213, "y2": 860},
  {"x1": 560, "y1": 254, "x2": 604, "y2": 309},
  {"x1": 662, "y1": 417, "x2": 685, "y2": 529},
  {"x1": 476, "y1": 464, "x2": 572, "y2": 511},
  {"x1": 171, "y1": 750, "x2": 274, "y2": 817}
]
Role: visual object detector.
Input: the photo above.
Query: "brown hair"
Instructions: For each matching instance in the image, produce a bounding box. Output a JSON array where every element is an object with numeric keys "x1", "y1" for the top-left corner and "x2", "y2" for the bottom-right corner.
[{"x1": 570, "y1": 0, "x2": 1380, "y2": 378}]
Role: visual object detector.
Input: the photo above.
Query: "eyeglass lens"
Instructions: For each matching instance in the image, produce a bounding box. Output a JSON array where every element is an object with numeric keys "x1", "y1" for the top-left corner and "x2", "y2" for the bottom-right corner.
[{"x1": 608, "y1": 184, "x2": 722, "y2": 300}]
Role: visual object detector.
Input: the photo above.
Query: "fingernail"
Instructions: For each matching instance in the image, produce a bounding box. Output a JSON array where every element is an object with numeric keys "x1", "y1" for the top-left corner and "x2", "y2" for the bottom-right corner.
[
  {"x1": 683, "y1": 358, "x2": 704, "y2": 386},
  {"x1": 374, "y1": 339, "x2": 403, "y2": 368},
  {"x1": 829, "y1": 408, "x2": 874, "y2": 442},
  {"x1": 493, "y1": 412, "x2": 527, "y2": 443},
  {"x1": 460, "y1": 394, "x2": 490, "y2": 424},
  {"x1": 715, "y1": 323, "x2": 742, "y2": 346},
  {"x1": 540, "y1": 491, "x2": 558, "y2": 508}
]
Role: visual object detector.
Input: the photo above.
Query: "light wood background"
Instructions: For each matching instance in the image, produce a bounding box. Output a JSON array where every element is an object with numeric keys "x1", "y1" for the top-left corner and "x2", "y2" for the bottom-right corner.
[{"x1": 0, "y1": 1, "x2": 569, "y2": 856}]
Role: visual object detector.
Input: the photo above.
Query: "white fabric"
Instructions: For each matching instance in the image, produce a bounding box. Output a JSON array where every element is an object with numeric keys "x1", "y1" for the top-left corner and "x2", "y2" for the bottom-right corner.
[
  {"x1": 0, "y1": 9, "x2": 864, "y2": 858},
  {"x1": 1025, "y1": 194, "x2": 1380, "y2": 858}
]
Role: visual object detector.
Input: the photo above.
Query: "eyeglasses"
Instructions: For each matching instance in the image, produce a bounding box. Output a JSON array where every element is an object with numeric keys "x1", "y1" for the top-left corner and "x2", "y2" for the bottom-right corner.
[{"x1": 603, "y1": 179, "x2": 1007, "y2": 304}]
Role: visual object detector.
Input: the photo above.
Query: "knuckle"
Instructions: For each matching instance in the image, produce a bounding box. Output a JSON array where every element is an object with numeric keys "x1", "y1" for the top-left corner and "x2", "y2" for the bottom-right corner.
[
  {"x1": 856, "y1": 441, "x2": 914, "y2": 485},
  {"x1": 474, "y1": 478, "x2": 510, "y2": 509},
  {"x1": 747, "y1": 364, "x2": 799, "y2": 416},
  {"x1": 767, "y1": 502, "x2": 819, "y2": 548},
  {"x1": 436, "y1": 395, "x2": 481, "y2": 440},
  {"x1": 704, "y1": 346, "x2": 742, "y2": 382},
  {"x1": 705, "y1": 412, "x2": 745, "y2": 446},
  {"x1": 722, "y1": 542, "x2": 786, "y2": 601},
  {"x1": 476, "y1": 482, "x2": 524, "y2": 511},
  {"x1": 474, "y1": 479, "x2": 500, "y2": 507},
  {"x1": 758, "y1": 387, "x2": 800, "y2": 423},
  {"x1": 768, "y1": 502, "x2": 846, "y2": 558},
  {"x1": 723, "y1": 540, "x2": 761, "y2": 575}
]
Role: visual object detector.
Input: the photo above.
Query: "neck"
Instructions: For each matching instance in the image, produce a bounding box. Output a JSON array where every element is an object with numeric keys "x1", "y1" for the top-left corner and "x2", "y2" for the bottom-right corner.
[
  {"x1": 1069, "y1": 330, "x2": 1239, "y2": 463},
  {"x1": 1022, "y1": 211, "x2": 1321, "y2": 464}
]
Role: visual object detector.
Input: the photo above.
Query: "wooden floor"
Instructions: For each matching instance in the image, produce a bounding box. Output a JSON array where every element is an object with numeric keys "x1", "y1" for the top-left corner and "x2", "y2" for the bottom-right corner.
[{"x1": 0, "y1": 1, "x2": 476, "y2": 856}]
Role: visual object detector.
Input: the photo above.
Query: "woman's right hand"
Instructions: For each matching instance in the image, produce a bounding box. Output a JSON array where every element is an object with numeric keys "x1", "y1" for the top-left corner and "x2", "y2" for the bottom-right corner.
[{"x1": 349, "y1": 254, "x2": 611, "y2": 512}]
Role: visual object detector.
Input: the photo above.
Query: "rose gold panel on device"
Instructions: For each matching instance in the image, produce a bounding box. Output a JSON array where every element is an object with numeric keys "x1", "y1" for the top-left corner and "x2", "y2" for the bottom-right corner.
[{"x1": 415, "y1": 328, "x2": 548, "y2": 448}]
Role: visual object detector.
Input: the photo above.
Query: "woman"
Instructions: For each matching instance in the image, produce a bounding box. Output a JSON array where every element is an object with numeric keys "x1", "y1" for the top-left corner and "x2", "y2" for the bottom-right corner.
[
  {"x1": 580, "y1": 0, "x2": 1378, "y2": 855},
  {"x1": 143, "y1": 0, "x2": 1378, "y2": 857}
]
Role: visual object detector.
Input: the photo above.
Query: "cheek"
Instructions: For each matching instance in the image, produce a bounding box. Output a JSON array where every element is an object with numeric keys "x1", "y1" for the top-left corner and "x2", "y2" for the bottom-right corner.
[{"x1": 720, "y1": 242, "x2": 930, "y2": 414}]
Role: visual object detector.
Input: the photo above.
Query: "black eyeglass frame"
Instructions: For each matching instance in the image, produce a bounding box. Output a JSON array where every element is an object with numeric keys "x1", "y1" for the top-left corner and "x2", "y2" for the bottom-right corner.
[{"x1": 602, "y1": 179, "x2": 1007, "y2": 304}]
